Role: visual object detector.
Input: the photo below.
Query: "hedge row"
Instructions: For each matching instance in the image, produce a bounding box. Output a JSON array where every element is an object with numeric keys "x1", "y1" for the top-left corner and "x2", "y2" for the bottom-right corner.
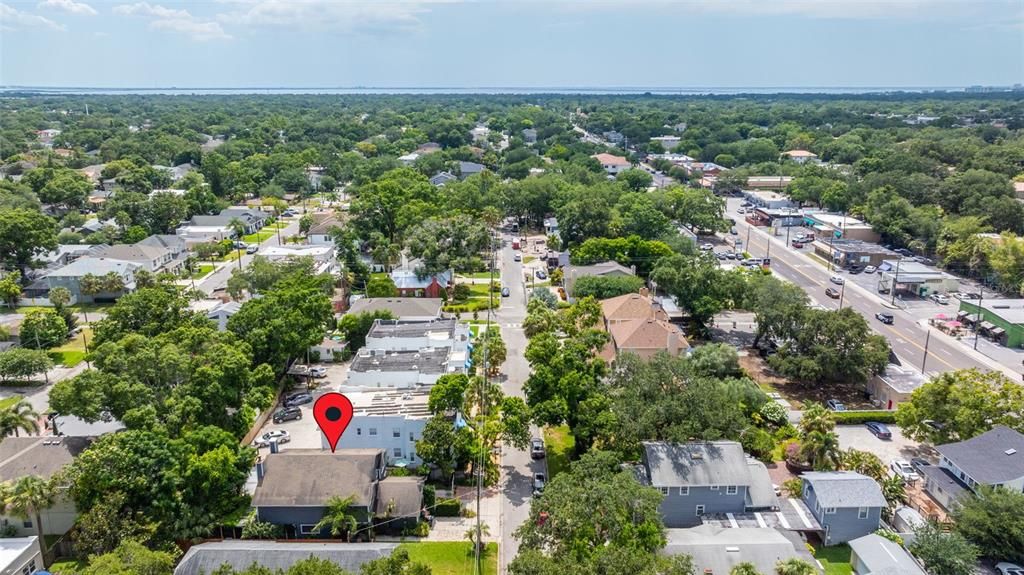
[
  {"x1": 434, "y1": 498, "x2": 462, "y2": 517},
  {"x1": 833, "y1": 410, "x2": 897, "y2": 425}
]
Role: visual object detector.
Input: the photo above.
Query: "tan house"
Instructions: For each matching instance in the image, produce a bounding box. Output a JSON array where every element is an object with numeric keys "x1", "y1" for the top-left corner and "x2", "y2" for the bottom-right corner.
[{"x1": 599, "y1": 290, "x2": 688, "y2": 361}]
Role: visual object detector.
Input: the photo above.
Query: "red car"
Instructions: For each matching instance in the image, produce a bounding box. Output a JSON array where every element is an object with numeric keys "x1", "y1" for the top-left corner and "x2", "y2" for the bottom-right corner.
[{"x1": 792, "y1": 240, "x2": 804, "y2": 248}]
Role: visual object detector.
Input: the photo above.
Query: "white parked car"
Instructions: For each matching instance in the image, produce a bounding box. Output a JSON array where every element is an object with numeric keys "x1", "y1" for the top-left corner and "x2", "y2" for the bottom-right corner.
[
  {"x1": 253, "y1": 430, "x2": 290, "y2": 448},
  {"x1": 308, "y1": 366, "x2": 328, "y2": 378},
  {"x1": 930, "y1": 293, "x2": 950, "y2": 305},
  {"x1": 700, "y1": 243, "x2": 714, "y2": 251},
  {"x1": 863, "y1": 266, "x2": 877, "y2": 274},
  {"x1": 996, "y1": 562, "x2": 1024, "y2": 575},
  {"x1": 890, "y1": 459, "x2": 920, "y2": 483},
  {"x1": 829, "y1": 275, "x2": 845, "y2": 285}
]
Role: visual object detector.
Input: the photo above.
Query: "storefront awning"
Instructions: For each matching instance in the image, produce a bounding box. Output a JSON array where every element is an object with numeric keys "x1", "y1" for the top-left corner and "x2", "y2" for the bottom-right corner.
[
  {"x1": 962, "y1": 314, "x2": 980, "y2": 323},
  {"x1": 979, "y1": 321, "x2": 996, "y2": 331},
  {"x1": 990, "y1": 327, "x2": 1006, "y2": 336}
]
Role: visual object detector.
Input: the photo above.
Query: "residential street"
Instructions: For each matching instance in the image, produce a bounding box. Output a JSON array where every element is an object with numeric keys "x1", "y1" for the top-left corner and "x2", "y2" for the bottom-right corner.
[
  {"x1": 195, "y1": 212, "x2": 305, "y2": 295},
  {"x1": 724, "y1": 199, "x2": 1020, "y2": 380},
  {"x1": 495, "y1": 235, "x2": 543, "y2": 573}
]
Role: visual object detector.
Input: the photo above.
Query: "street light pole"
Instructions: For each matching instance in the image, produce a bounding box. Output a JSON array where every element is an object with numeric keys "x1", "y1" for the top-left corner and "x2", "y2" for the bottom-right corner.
[
  {"x1": 889, "y1": 257, "x2": 902, "y2": 306},
  {"x1": 838, "y1": 281, "x2": 846, "y2": 310},
  {"x1": 974, "y1": 282, "x2": 985, "y2": 351},
  {"x1": 921, "y1": 329, "x2": 932, "y2": 373}
]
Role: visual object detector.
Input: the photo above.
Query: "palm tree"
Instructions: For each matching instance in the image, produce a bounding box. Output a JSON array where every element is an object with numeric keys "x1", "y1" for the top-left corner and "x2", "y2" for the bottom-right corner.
[
  {"x1": 311, "y1": 495, "x2": 360, "y2": 541},
  {"x1": 465, "y1": 522, "x2": 491, "y2": 555},
  {"x1": 0, "y1": 400, "x2": 40, "y2": 437},
  {"x1": 101, "y1": 271, "x2": 125, "y2": 294},
  {"x1": 841, "y1": 448, "x2": 886, "y2": 482},
  {"x1": 881, "y1": 475, "x2": 908, "y2": 517},
  {"x1": 798, "y1": 403, "x2": 835, "y2": 436},
  {"x1": 800, "y1": 430, "x2": 841, "y2": 471},
  {"x1": 731, "y1": 563, "x2": 763, "y2": 575},
  {"x1": 5, "y1": 476, "x2": 57, "y2": 542},
  {"x1": 775, "y1": 558, "x2": 817, "y2": 575}
]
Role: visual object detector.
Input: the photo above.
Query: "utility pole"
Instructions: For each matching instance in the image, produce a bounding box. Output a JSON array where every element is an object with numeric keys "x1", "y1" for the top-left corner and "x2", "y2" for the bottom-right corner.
[
  {"x1": 889, "y1": 257, "x2": 902, "y2": 306},
  {"x1": 838, "y1": 281, "x2": 846, "y2": 310},
  {"x1": 921, "y1": 330, "x2": 931, "y2": 373},
  {"x1": 974, "y1": 282, "x2": 985, "y2": 350}
]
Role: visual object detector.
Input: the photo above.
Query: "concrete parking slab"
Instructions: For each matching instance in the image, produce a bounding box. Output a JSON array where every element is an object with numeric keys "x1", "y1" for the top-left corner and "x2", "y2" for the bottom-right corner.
[{"x1": 835, "y1": 424, "x2": 934, "y2": 468}]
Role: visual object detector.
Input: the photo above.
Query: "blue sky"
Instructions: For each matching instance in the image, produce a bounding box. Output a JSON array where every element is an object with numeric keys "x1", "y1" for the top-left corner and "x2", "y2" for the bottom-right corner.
[{"x1": 1, "y1": 0, "x2": 1022, "y2": 88}]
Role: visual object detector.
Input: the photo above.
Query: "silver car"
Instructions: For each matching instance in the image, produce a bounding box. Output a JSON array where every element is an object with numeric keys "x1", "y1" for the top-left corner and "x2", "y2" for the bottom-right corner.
[
  {"x1": 890, "y1": 459, "x2": 920, "y2": 483},
  {"x1": 253, "y1": 429, "x2": 290, "y2": 448}
]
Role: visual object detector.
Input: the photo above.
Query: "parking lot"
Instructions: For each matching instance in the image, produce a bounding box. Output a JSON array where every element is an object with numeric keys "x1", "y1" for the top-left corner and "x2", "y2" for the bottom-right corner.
[
  {"x1": 835, "y1": 424, "x2": 934, "y2": 469},
  {"x1": 253, "y1": 362, "x2": 349, "y2": 453}
]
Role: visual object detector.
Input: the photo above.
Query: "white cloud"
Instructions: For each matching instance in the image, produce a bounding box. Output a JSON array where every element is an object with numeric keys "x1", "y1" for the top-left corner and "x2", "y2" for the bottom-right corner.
[
  {"x1": 215, "y1": 0, "x2": 451, "y2": 33},
  {"x1": 37, "y1": 0, "x2": 97, "y2": 16},
  {"x1": 114, "y1": 2, "x2": 231, "y2": 40},
  {"x1": 0, "y1": 2, "x2": 66, "y2": 30}
]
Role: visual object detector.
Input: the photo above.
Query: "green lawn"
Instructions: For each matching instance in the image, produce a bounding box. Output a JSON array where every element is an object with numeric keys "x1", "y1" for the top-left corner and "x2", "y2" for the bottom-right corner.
[
  {"x1": 48, "y1": 328, "x2": 92, "y2": 367},
  {"x1": 523, "y1": 256, "x2": 536, "y2": 264},
  {"x1": 0, "y1": 396, "x2": 22, "y2": 410},
  {"x1": 242, "y1": 230, "x2": 275, "y2": 244},
  {"x1": 48, "y1": 559, "x2": 86, "y2": 575},
  {"x1": 397, "y1": 542, "x2": 497, "y2": 575},
  {"x1": 459, "y1": 272, "x2": 497, "y2": 279},
  {"x1": 189, "y1": 264, "x2": 215, "y2": 279},
  {"x1": 543, "y1": 425, "x2": 575, "y2": 480},
  {"x1": 813, "y1": 543, "x2": 853, "y2": 575}
]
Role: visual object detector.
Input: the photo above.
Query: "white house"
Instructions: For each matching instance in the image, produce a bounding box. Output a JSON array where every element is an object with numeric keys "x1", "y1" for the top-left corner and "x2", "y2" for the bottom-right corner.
[
  {"x1": 0, "y1": 537, "x2": 43, "y2": 575},
  {"x1": 262, "y1": 245, "x2": 338, "y2": 275},
  {"x1": 322, "y1": 390, "x2": 431, "y2": 466},
  {"x1": 650, "y1": 135, "x2": 681, "y2": 149},
  {"x1": 398, "y1": 152, "x2": 420, "y2": 166},
  {"x1": 346, "y1": 347, "x2": 468, "y2": 388},
  {"x1": 364, "y1": 319, "x2": 470, "y2": 352},
  {"x1": 0, "y1": 437, "x2": 92, "y2": 537},
  {"x1": 782, "y1": 150, "x2": 819, "y2": 164},
  {"x1": 307, "y1": 214, "x2": 342, "y2": 246},
  {"x1": 176, "y1": 225, "x2": 232, "y2": 245},
  {"x1": 591, "y1": 153, "x2": 630, "y2": 175}
]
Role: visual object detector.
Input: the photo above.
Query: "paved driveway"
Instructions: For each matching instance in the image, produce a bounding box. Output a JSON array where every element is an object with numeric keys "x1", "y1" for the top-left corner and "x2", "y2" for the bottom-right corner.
[{"x1": 835, "y1": 424, "x2": 934, "y2": 466}]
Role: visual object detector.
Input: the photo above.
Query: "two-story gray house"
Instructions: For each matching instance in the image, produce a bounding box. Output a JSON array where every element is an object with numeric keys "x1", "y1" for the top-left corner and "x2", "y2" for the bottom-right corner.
[
  {"x1": 252, "y1": 448, "x2": 424, "y2": 537},
  {"x1": 801, "y1": 472, "x2": 885, "y2": 546},
  {"x1": 921, "y1": 425, "x2": 1024, "y2": 511},
  {"x1": 640, "y1": 441, "x2": 778, "y2": 528},
  {"x1": 45, "y1": 257, "x2": 140, "y2": 303}
]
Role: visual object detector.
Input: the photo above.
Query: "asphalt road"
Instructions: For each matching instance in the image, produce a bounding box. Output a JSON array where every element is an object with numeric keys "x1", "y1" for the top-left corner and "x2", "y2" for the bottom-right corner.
[
  {"x1": 725, "y1": 200, "x2": 993, "y2": 377},
  {"x1": 495, "y1": 235, "x2": 544, "y2": 573}
]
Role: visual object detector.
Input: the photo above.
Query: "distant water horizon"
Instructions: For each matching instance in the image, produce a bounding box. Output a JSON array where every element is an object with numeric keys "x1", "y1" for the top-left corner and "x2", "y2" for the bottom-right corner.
[{"x1": 0, "y1": 85, "x2": 986, "y2": 96}]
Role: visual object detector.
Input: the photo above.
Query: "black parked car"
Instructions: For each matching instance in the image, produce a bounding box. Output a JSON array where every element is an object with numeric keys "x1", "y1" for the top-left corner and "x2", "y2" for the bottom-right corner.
[{"x1": 272, "y1": 406, "x2": 303, "y2": 423}]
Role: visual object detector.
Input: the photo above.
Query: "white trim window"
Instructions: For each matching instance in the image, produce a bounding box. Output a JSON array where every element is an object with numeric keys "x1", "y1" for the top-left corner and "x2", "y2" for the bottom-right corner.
[
  {"x1": 695, "y1": 505, "x2": 705, "y2": 516},
  {"x1": 299, "y1": 524, "x2": 317, "y2": 535},
  {"x1": 659, "y1": 487, "x2": 670, "y2": 496},
  {"x1": 726, "y1": 485, "x2": 738, "y2": 495},
  {"x1": 678, "y1": 487, "x2": 689, "y2": 496},
  {"x1": 710, "y1": 485, "x2": 719, "y2": 490},
  {"x1": 369, "y1": 428, "x2": 378, "y2": 436},
  {"x1": 858, "y1": 507, "x2": 869, "y2": 519},
  {"x1": 824, "y1": 507, "x2": 837, "y2": 515}
]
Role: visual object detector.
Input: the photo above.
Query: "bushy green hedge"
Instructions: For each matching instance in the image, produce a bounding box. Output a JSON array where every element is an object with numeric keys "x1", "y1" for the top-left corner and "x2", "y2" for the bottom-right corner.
[
  {"x1": 444, "y1": 300, "x2": 496, "y2": 313},
  {"x1": 434, "y1": 498, "x2": 462, "y2": 517},
  {"x1": 833, "y1": 410, "x2": 896, "y2": 424}
]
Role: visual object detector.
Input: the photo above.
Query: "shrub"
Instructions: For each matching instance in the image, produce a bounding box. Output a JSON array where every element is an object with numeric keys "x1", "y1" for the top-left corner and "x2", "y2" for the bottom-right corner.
[
  {"x1": 740, "y1": 427, "x2": 775, "y2": 461},
  {"x1": 783, "y1": 478, "x2": 803, "y2": 498},
  {"x1": 422, "y1": 485, "x2": 436, "y2": 509},
  {"x1": 434, "y1": 498, "x2": 461, "y2": 517},
  {"x1": 759, "y1": 401, "x2": 788, "y2": 426},
  {"x1": 832, "y1": 410, "x2": 896, "y2": 425}
]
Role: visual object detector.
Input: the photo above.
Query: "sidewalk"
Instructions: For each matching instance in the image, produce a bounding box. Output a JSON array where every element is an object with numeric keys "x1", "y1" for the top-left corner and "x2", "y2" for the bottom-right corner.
[
  {"x1": 425, "y1": 486, "x2": 500, "y2": 543},
  {"x1": 915, "y1": 318, "x2": 1023, "y2": 381}
]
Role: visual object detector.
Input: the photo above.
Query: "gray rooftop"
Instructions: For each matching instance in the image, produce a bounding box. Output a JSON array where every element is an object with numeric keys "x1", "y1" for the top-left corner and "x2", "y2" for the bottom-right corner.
[
  {"x1": 349, "y1": 389, "x2": 432, "y2": 418},
  {"x1": 0, "y1": 436, "x2": 92, "y2": 482},
  {"x1": 746, "y1": 458, "x2": 780, "y2": 509},
  {"x1": 367, "y1": 318, "x2": 457, "y2": 340},
  {"x1": 174, "y1": 541, "x2": 398, "y2": 575},
  {"x1": 663, "y1": 526, "x2": 817, "y2": 575},
  {"x1": 918, "y1": 464, "x2": 970, "y2": 500},
  {"x1": 643, "y1": 441, "x2": 753, "y2": 487},
  {"x1": 98, "y1": 243, "x2": 169, "y2": 262},
  {"x1": 350, "y1": 348, "x2": 453, "y2": 375},
  {"x1": 935, "y1": 425, "x2": 1024, "y2": 484},
  {"x1": 347, "y1": 297, "x2": 443, "y2": 319},
  {"x1": 375, "y1": 476, "x2": 425, "y2": 518},
  {"x1": 802, "y1": 472, "x2": 887, "y2": 508},
  {"x1": 848, "y1": 534, "x2": 927, "y2": 575},
  {"x1": 136, "y1": 234, "x2": 187, "y2": 251},
  {"x1": 828, "y1": 239, "x2": 900, "y2": 256},
  {"x1": 47, "y1": 257, "x2": 140, "y2": 278},
  {"x1": 876, "y1": 363, "x2": 927, "y2": 394},
  {"x1": 252, "y1": 449, "x2": 383, "y2": 508}
]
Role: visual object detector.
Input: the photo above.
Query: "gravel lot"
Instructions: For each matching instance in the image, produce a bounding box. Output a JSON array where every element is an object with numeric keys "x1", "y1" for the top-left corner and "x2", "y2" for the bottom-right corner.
[{"x1": 835, "y1": 424, "x2": 935, "y2": 467}]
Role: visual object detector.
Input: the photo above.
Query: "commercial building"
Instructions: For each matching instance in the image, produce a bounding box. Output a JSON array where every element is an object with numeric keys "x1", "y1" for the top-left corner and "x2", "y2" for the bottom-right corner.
[
  {"x1": 865, "y1": 363, "x2": 927, "y2": 410},
  {"x1": 813, "y1": 240, "x2": 899, "y2": 270},
  {"x1": 365, "y1": 319, "x2": 469, "y2": 352},
  {"x1": 956, "y1": 298, "x2": 1024, "y2": 348},
  {"x1": 876, "y1": 260, "x2": 960, "y2": 298},
  {"x1": 802, "y1": 212, "x2": 880, "y2": 243},
  {"x1": 746, "y1": 176, "x2": 793, "y2": 190},
  {"x1": 346, "y1": 347, "x2": 468, "y2": 388},
  {"x1": 742, "y1": 190, "x2": 797, "y2": 210},
  {"x1": 322, "y1": 389, "x2": 431, "y2": 466},
  {"x1": 748, "y1": 207, "x2": 804, "y2": 228}
]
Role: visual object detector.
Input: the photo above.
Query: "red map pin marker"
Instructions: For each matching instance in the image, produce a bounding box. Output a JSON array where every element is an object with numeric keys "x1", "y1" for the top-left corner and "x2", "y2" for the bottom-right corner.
[{"x1": 313, "y1": 392, "x2": 354, "y2": 453}]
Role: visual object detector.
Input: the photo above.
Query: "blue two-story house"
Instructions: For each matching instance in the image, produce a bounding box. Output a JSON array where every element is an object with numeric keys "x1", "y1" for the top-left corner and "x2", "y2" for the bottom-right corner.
[
  {"x1": 252, "y1": 448, "x2": 424, "y2": 538},
  {"x1": 802, "y1": 472, "x2": 885, "y2": 546},
  {"x1": 640, "y1": 441, "x2": 779, "y2": 528}
]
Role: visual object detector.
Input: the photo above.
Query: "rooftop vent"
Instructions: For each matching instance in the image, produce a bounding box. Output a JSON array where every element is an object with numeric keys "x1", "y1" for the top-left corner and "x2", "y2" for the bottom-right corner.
[
  {"x1": 1007, "y1": 449, "x2": 1018, "y2": 456},
  {"x1": 690, "y1": 452, "x2": 704, "y2": 460},
  {"x1": 725, "y1": 546, "x2": 740, "y2": 552}
]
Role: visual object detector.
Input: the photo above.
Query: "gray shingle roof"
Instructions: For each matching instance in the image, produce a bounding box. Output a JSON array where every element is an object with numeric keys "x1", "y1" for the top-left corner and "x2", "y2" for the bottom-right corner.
[
  {"x1": 643, "y1": 441, "x2": 752, "y2": 487},
  {"x1": 935, "y1": 425, "x2": 1024, "y2": 484},
  {"x1": 0, "y1": 436, "x2": 92, "y2": 482},
  {"x1": 46, "y1": 257, "x2": 140, "y2": 278},
  {"x1": 348, "y1": 298, "x2": 442, "y2": 319},
  {"x1": 174, "y1": 541, "x2": 397, "y2": 575},
  {"x1": 252, "y1": 449, "x2": 383, "y2": 508},
  {"x1": 802, "y1": 472, "x2": 886, "y2": 508},
  {"x1": 374, "y1": 476, "x2": 424, "y2": 519},
  {"x1": 663, "y1": 526, "x2": 816, "y2": 575}
]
